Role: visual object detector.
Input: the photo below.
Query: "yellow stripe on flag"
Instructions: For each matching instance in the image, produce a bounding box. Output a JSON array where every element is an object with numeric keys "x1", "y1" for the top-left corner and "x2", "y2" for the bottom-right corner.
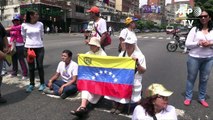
[{"x1": 78, "y1": 54, "x2": 135, "y2": 69}]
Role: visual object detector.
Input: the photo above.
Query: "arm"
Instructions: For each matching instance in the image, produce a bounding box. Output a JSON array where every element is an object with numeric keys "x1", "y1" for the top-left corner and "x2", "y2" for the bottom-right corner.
[
  {"x1": 133, "y1": 55, "x2": 146, "y2": 74},
  {"x1": 61, "y1": 75, "x2": 77, "y2": 88},
  {"x1": 47, "y1": 72, "x2": 60, "y2": 88},
  {"x1": 40, "y1": 22, "x2": 44, "y2": 40},
  {"x1": 3, "y1": 36, "x2": 9, "y2": 54},
  {"x1": 21, "y1": 24, "x2": 26, "y2": 42},
  {"x1": 185, "y1": 27, "x2": 199, "y2": 49},
  {"x1": 136, "y1": 61, "x2": 146, "y2": 74},
  {"x1": 6, "y1": 25, "x2": 21, "y2": 31}
]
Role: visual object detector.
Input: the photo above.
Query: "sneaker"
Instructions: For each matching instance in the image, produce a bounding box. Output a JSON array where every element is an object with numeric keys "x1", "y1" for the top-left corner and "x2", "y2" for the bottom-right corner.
[
  {"x1": 0, "y1": 97, "x2": 7, "y2": 103},
  {"x1": 38, "y1": 84, "x2": 46, "y2": 91},
  {"x1": 21, "y1": 76, "x2": 27, "y2": 80},
  {"x1": 199, "y1": 100, "x2": 209, "y2": 108},
  {"x1": 184, "y1": 99, "x2": 191, "y2": 106},
  {"x1": 43, "y1": 88, "x2": 54, "y2": 95},
  {"x1": 26, "y1": 85, "x2": 34, "y2": 93},
  {"x1": 1, "y1": 71, "x2": 7, "y2": 76},
  {"x1": 8, "y1": 74, "x2": 17, "y2": 78},
  {"x1": 60, "y1": 93, "x2": 68, "y2": 99}
]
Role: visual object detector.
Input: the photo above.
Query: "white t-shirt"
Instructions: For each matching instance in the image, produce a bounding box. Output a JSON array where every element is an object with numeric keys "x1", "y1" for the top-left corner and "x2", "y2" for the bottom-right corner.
[
  {"x1": 105, "y1": 50, "x2": 146, "y2": 103},
  {"x1": 132, "y1": 105, "x2": 177, "y2": 120},
  {"x1": 56, "y1": 60, "x2": 78, "y2": 83},
  {"x1": 119, "y1": 28, "x2": 137, "y2": 42},
  {"x1": 85, "y1": 48, "x2": 107, "y2": 56},
  {"x1": 21, "y1": 21, "x2": 44, "y2": 48},
  {"x1": 91, "y1": 18, "x2": 107, "y2": 39},
  {"x1": 186, "y1": 27, "x2": 213, "y2": 58}
]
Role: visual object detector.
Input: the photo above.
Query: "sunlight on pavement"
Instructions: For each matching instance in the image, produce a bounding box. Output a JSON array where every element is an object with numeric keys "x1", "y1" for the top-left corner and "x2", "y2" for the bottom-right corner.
[{"x1": 2, "y1": 74, "x2": 192, "y2": 119}]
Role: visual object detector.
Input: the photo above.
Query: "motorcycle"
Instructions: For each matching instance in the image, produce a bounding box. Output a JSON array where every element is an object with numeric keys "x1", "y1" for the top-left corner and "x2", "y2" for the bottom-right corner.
[{"x1": 166, "y1": 31, "x2": 188, "y2": 52}]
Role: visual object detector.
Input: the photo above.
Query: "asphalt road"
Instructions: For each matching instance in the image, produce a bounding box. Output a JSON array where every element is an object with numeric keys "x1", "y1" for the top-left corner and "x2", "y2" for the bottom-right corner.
[{"x1": 0, "y1": 32, "x2": 213, "y2": 120}]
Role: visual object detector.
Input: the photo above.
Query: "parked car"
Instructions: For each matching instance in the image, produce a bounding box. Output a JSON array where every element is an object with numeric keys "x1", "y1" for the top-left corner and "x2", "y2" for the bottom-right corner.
[
  {"x1": 134, "y1": 29, "x2": 141, "y2": 33},
  {"x1": 151, "y1": 28, "x2": 160, "y2": 32},
  {"x1": 142, "y1": 28, "x2": 150, "y2": 33}
]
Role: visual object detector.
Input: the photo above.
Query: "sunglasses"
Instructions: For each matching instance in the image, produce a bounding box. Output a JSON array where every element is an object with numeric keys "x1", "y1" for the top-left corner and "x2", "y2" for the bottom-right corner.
[
  {"x1": 157, "y1": 95, "x2": 168, "y2": 100},
  {"x1": 199, "y1": 15, "x2": 209, "y2": 19}
]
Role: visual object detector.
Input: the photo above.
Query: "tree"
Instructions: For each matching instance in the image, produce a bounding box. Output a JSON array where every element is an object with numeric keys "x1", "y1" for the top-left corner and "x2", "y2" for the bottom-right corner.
[{"x1": 203, "y1": 0, "x2": 213, "y2": 15}]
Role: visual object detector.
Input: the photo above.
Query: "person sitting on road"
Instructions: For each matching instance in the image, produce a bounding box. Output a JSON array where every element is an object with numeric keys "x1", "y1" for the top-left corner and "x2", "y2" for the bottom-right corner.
[
  {"x1": 105, "y1": 34, "x2": 146, "y2": 115},
  {"x1": 132, "y1": 83, "x2": 177, "y2": 120},
  {"x1": 70, "y1": 37, "x2": 107, "y2": 117},
  {"x1": 43, "y1": 50, "x2": 78, "y2": 99}
]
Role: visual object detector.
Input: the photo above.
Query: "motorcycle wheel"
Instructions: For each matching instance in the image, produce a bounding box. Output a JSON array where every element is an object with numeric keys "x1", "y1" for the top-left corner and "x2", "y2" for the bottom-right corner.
[{"x1": 167, "y1": 43, "x2": 178, "y2": 52}]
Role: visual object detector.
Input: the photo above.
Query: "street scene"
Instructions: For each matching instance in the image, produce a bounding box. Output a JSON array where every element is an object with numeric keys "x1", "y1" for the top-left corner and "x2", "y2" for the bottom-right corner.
[
  {"x1": 0, "y1": 0, "x2": 213, "y2": 119},
  {"x1": 0, "y1": 32, "x2": 212, "y2": 120}
]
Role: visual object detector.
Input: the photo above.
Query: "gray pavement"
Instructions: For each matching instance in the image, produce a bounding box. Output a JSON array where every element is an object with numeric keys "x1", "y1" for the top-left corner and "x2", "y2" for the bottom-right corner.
[{"x1": 0, "y1": 32, "x2": 213, "y2": 120}]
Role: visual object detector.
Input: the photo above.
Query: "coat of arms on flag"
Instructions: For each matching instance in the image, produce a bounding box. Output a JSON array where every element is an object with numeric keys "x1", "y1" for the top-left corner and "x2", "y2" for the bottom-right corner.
[{"x1": 77, "y1": 54, "x2": 136, "y2": 99}]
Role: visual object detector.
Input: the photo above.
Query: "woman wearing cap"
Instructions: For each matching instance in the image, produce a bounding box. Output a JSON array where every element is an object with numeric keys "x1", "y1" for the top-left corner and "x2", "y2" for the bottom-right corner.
[
  {"x1": 132, "y1": 83, "x2": 177, "y2": 120},
  {"x1": 21, "y1": 10, "x2": 45, "y2": 92},
  {"x1": 118, "y1": 17, "x2": 140, "y2": 53},
  {"x1": 184, "y1": 10, "x2": 213, "y2": 107},
  {"x1": 86, "y1": 6, "x2": 108, "y2": 50},
  {"x1": 105, "y1": 36, "x2": 146, "y2": 114},
  {"x1": 70, "y1": 37, "x2": 106, "y2": 116},
  {"x1": 6, "y1": 14, "x2": 28, "y2": 79}
]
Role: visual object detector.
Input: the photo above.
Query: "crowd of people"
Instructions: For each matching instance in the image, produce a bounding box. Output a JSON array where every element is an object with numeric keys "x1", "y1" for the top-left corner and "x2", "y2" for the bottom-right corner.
[{"x1": 0, "y1": 5, "x2": 212, "y2": 120}]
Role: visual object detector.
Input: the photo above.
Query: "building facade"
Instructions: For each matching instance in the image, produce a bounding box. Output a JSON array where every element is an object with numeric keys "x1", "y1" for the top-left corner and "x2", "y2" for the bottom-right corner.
[{"x1": 1, "y1": 0, "x2": 140, "y2": 32}]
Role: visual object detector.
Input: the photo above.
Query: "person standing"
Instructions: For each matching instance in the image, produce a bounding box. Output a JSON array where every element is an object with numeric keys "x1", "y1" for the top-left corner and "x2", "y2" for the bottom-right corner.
[
  {"x1": 118, "y1": 17, "x2": 139, "y2": 53},
  {"x1": 184, "y1": 10, "x2": 213, "y2": 107},
  {"x1": 21, "y1": 10, "x2": 45, "y2": 92},
  {"x1": 86, "y1": 6, "x2": 107, "y2": 50},
  {"x1": 0, "y1": 22, "x2": 9, "y2": 103},
  {"x1": 6, "y1": 14, "x2": 28, "y2": 79},
  {"x1": 108, "y1": 26, "x2": 112, "y2": 36},
  {"x1": 46, "y1": 26, "x2": 50, "y2": 34}
]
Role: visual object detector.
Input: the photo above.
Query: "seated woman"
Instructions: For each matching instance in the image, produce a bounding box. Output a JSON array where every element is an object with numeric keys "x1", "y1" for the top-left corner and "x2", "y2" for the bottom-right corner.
[
  {"x1": 70, "y1": 37, "x2": 107, "y2": 116},
  {"x1": 105, "y1": 37, "x2": 146, "y2": 114},
  {"x1": 132, "y1": 83, "x2": 177, "y2": 120},
  {"x1": 43, "y1": 50, "x2": 78, "y2": 99}
]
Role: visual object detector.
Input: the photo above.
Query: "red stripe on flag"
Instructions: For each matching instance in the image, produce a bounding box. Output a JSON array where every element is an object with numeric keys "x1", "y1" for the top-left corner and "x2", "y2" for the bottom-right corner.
[{"x1": 77, "y1": 80, "x2": 133, "y2": 99}]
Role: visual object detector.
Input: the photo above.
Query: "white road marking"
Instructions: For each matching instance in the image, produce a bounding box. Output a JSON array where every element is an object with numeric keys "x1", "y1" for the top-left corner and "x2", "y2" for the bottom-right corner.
[{"x1": 3, "y1": 74, "x2": 191, "y2": 119}]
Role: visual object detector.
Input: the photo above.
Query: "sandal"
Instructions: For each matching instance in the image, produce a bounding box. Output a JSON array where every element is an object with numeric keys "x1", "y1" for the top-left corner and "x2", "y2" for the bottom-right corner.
[
  {"x1": 110, "y1": 102, "x2": 119, "y2": 114},
  {"x1": 114, "y1": 104, "x2": 125, "y2": 115},
  {"x1": 70, "y1": 107, "x2": 88, "y2": 116}
]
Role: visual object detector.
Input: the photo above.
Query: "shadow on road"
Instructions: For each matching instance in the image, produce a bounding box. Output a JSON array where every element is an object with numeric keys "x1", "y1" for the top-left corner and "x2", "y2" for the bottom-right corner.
[
  {"x1": 0, "y1": 88, "x2": 29, "y2": 107},
  {"x1": 181, "y1": 91, "x2": 210, "y2": 100}
]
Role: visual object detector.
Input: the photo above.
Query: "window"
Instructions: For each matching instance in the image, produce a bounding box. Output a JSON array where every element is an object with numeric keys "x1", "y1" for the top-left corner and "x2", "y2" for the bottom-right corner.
[
  {"x1": 14, "y1": 7, "x2": 18, "y2": 13},
  {"x1": 76, "y1": 5, "x2": 84, "y2": 13}
]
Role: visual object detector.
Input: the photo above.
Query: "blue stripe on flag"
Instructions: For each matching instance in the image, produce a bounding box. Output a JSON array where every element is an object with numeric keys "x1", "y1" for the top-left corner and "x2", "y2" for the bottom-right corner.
[{"x1": 78, "y1": 66, "x2": 135, "y2": 85}]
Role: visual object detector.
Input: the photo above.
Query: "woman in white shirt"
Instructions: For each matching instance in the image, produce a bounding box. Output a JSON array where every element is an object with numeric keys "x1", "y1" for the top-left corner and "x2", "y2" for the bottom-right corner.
[
  {"x1": 105, "y1": 34, "x2": 146, "y2": 114},
  {"x1": 184, "y1": 10, "x2": 213, "y2": 107},
  {"x1": 132, "y1": 83, "x2": 177, "y2": 120},
  {"x1": 70, "y1": 37, "x2": 107, "y2": 117},
  {"x1": 21, "y1": 10, "x2": 45, "y2": 92}
]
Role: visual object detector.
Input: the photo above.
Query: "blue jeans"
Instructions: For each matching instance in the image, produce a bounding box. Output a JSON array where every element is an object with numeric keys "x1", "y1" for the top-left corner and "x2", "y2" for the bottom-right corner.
[
  {"x1": 185, "y1": 55, "x2": 213, "y2": 101},
  {"x1": 46, "y1": 80, "x2": 77, "y2": 96}
]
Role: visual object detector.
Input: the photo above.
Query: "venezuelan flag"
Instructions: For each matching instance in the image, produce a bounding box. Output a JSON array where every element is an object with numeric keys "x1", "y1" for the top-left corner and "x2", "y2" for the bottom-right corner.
[{"x1": 77, "y1": 54, "x2": 135, "y2": 99}]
